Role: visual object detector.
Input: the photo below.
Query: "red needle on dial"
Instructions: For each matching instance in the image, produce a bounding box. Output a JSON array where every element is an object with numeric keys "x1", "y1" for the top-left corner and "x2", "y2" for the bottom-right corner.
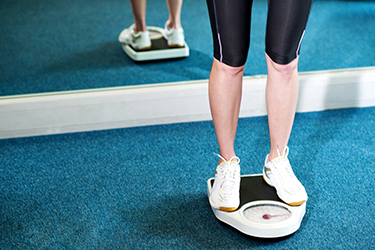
[{"x1": 262, "y1": 214, "x2": 290, "y2": 220}]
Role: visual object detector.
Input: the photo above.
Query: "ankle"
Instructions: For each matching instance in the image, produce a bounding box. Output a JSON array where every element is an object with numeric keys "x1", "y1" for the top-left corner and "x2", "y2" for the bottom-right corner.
[
  {"x1": 268, "y1": 153, "x2": 278, "y2": 162},
  {"x1": 215, "y1": 152, "x2": 238, "y2": 165},
  {"x1": 166, "y1": 20, "x2": 182, "y2": 30},
  {"x1": 133, "y1": 22, "x2": 147, "y2": 33},
  {"x1": 269, "y1": 144, "x2": 289, "y2": 161},
  {"x1": 219, "y1": 158, "x2": 238, "y2": 165}
]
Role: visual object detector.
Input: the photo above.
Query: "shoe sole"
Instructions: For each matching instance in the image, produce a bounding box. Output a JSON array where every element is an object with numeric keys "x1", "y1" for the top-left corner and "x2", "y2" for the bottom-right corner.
[
  {"x1": 134, "y1": 46, "x2": 151, "y2": 51},
  {"x1": 209, "y1": 196, "x2": 239, "y2": 212},
  {"x1": 219, "y1": 206, "x2": 238, "y2": 212},
  {"x1": 262, "y1": 171, "x2": 306, "y2": 206},
  {"x1": 168, "y1": 44, "x2": 184, "y2": 48}
]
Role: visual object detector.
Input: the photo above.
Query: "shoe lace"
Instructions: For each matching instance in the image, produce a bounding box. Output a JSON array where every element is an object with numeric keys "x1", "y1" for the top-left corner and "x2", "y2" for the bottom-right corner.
[{"x1": 214, "y1": 153, "x2": 240, "y2": 198}]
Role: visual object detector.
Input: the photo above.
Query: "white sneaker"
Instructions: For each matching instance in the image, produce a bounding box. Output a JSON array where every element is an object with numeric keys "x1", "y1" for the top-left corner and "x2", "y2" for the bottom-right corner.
[
  {"x1": 163, "y1": 23, "x2": 185, "y2": 47},
  {"x1": 209, "y1": 154, "x2": 241, "y2": 212},
  {"x1": 118, "y1": 24, "x2": 151, "y2": 50},
  {"x1": 263, "y1": 146, "x2": 308, "y2": 206}
]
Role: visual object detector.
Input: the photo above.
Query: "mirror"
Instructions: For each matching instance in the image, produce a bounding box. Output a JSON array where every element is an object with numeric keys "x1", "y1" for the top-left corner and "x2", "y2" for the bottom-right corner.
[{"x1": 1, "y1": 0, "x2": 374, "y2": 97}]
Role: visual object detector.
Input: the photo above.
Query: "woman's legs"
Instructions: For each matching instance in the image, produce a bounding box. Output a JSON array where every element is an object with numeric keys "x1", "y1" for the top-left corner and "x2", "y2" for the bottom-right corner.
[
  {"x1": 130, "y1": 0, "x2": 183, "y2": 31},
  {"x1": 209, "y1": 54, "x2": 300, "y2": 163},
  {"x1": 263, "y1": 54, "x2": 308, "y2": 205},
  {"x1": 265, "y1": 54, "x2": 299, "y2": 160},
  {"x1": 265, "y1": 0, "x2": 312, "y2": 156},
  {"x1": 207, "y1": 0, "x2": 312, "y2": 208},
  {"x1": 208, "y1": 58, "x2": 244, "y2": 211},
  {"x1": 261, "y1": 0, "x2": 312, "y2": 205},
  {"x1": 209, "y1": 58, "x2": 244, "y2": 163},
  {"x1": 129, "y1": 0, "x2": 147, "y2": 32},
  {"x1": 210, "y1": 53, "x2": 299, "y2": 163},
  {"x1": 166, "y1": 0, "x2": 183, "y2": 29}
]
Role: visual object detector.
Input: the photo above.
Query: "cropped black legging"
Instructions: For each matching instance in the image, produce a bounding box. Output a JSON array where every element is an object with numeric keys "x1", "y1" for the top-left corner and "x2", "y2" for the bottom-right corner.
[{"x1": 206, "y1": 0, "x2": 313, "y2": 67}]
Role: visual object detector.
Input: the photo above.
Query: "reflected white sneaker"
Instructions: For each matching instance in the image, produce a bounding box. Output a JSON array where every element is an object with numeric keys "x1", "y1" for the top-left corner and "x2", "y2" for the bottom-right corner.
[
  {"x1": 263, "y1": 146, "x2": 308, "y2": 206},
  {"x1": 163, "y1": 23, "x2": 185, "y2": 47},
  {"x1": 209, "y1": 154, "x2": 240, "y2": 212},
  {"x1": 118, "y1": 24, "x2": 151, "y2": 50}
]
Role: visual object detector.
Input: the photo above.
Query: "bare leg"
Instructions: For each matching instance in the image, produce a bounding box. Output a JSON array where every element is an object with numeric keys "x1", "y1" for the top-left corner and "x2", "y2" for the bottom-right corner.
[
  {"x1": 265, "y1": 53, "x2": 299, "y2": 160},
  {"x1": 130, "y1": 0, "x2": 147, "y2": 32},
  {"x1": 209, "y1": 58, "x2": 244, "y2": 163},
  {"x1": 166, "y1": 0, "x2": 183, "y2": 29}
]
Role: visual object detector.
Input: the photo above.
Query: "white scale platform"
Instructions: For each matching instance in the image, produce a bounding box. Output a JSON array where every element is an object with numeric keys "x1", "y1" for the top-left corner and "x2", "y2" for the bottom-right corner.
[
  {"x1": 121, "y1": 26, "x2": 189, "y2": 61},
  {"x1": 207, "y1": 174, "x2": 306, "y2": 239}
]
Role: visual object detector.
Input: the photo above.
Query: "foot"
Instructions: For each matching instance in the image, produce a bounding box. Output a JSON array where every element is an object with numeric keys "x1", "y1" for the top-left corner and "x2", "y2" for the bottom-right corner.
[
  {"x1": 263, "y1": 146, "x2": 308, "y2": 206},
  {"x1": 163, "y1": 22, "x2": 185, "y2": 48},
  {"x1": 209, "y1": 154, "x2": 241, "y2": 212},
  {"x1": 118, "y1": 24, "x2": 151, "y2": 50}
]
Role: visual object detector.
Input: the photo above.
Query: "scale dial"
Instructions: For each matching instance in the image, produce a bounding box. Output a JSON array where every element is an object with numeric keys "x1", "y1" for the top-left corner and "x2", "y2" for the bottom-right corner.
[{"x1": 243, "y1": 203, "x2": 292, "y2": 224}]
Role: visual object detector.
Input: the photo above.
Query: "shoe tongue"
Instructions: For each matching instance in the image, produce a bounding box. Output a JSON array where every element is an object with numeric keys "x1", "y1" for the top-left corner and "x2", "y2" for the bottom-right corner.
[
  {"x1": 272, "y1": 156, "x2": 286, "y2": 163},
  {"x1": 230, "y1": 159, "x2": 239, "y2": 164},
  {"x1": 219, "y1": 159, "x2": 238, "y2": 166}
]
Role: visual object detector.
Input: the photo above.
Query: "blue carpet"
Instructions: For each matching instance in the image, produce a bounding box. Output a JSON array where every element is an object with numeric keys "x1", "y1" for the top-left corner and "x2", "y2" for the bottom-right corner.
[
  {"x1": 1, "y1": 107, "x2": 374, "y2": 249},
  {"x1": 1, "y1": 0, "x2": 375, "y2": 96}
]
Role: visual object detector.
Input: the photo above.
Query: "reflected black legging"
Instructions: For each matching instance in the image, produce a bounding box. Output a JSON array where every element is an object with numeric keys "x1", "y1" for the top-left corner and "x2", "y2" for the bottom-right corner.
[{"x1": 206, "y1": 0, "x2": 313, "y2": 67}]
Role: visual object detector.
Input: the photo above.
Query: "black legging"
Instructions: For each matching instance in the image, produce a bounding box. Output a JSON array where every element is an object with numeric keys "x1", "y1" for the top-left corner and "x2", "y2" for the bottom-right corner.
[{"x1": 206, "y1": 0, "x2": 313, "y2": 67}]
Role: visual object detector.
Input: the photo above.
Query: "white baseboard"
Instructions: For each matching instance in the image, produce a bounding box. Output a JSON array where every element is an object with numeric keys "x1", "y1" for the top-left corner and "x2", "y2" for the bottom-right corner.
[{"x1": 1, "y1": 67, "x2": 375, "y2": 139}]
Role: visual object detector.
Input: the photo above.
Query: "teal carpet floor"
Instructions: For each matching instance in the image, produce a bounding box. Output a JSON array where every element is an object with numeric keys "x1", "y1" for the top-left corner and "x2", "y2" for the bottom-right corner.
[{"x1": 1, "y1": 107, "x2": 375, "y2": 249}]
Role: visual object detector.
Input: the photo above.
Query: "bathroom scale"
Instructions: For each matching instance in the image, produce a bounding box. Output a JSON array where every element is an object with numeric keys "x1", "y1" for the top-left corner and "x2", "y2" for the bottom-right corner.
[
  {"x1": 120, "y1": 26, "x2": 189, "y2": 61},
  {"x1": 207, "y1": 174, "x2": 306, "y2": 238}
]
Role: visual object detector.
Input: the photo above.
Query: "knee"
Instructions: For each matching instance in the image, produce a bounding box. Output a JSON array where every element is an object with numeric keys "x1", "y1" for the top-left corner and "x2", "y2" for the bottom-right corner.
[
  {"x1": 266, "y1": 54, "x2": 298, "y2": 78},
  {"x1": 214, "y1": 59, "x2": 245, "y2": 77}
]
